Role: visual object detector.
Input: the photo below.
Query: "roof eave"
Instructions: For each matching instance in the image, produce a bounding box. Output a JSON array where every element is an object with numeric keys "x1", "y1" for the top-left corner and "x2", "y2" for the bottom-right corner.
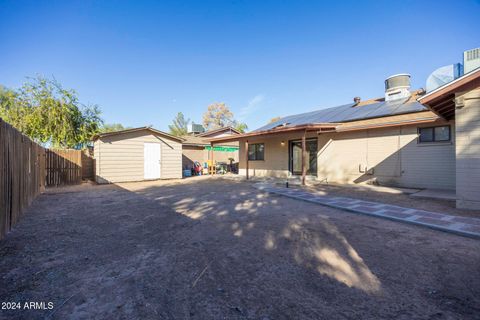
[
  {"x1": 208, "y1": 123, "x2": 339, "y2": 143},
  {"x1": 336, "y1": 116, "x2": 441, "y2": 132},
  {"x1": 182, "y1": 143, "x2": 210, "y2": 147},
  {"x1": 418, "y1": 68, "x2": 480, "y2": 120},
  {"x1": 92, "y1": 126, "x2": 184, "y2": 142},
  {"x1": 196, "y1": 126, "x2": 242, "y2": 137}
]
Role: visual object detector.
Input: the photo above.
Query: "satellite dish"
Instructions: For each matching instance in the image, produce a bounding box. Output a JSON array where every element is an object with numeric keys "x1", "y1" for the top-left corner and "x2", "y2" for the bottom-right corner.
[{"x1": 426, "y1": 63, "x2": 463, "y2": 92}]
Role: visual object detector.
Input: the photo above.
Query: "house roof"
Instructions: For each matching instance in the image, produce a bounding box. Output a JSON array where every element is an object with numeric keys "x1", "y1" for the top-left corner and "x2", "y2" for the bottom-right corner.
[
  {"x1": 92, "y1": 126, "x2": 184, "y2": 142},
  {"x1": 418, "y1": 67, "x2": 480, "y2": 120},
  {"x1": 208, "y1": 90, "x2": 442, "y2": 143},
  {"x1": 255, "y1": 90, "x2": 428, "y2": 132},
  {"x1": 196, "y1": 126, "x2": 241, "y2": 137},
  {"x1": 181, "y1": 135, "x2": 210, "y2": 146}
]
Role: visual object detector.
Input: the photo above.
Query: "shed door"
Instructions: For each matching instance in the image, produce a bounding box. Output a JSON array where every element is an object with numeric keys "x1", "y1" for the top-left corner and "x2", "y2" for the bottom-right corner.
[{"x1": 144, "y1": 143, "x2": 161, "y2": 179}]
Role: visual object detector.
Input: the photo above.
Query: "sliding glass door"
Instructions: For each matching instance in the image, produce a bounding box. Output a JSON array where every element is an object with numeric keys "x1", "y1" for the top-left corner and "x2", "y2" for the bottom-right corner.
[{"x1": 289, "y1": 139, "x2": 317, "y2": 176}]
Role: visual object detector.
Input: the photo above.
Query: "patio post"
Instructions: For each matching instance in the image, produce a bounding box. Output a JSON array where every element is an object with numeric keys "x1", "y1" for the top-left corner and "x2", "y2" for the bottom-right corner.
[
  {"x1": 210, "y1": 142, "x2": 214, "y2": 175},
  {"x1": 245, "y1": 140, "x2": 249, "y2": 180},
  {"x1": 301, "y1": 130, "x2": 306, "y2": 185}
]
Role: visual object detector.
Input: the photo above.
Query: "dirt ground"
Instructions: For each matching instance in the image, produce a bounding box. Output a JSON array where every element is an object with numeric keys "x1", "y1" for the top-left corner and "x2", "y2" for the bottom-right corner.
[{"x1": 0, "y1": 177, "x2": 479, "y2": 319}]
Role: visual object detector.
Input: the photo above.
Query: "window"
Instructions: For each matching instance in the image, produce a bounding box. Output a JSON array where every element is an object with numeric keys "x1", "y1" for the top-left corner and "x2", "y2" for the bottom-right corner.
[
  {"x1": 419, "y1": 127, "x2": 434, "y2": 142},
  {"x1": 248, "y1": 143, "x2": 264, "y2": 160},
  {"x1": 418, "y1": 125, "x2": 450, "y2": 143},
  {"x1": 434, "y1": 126, "x2": 450, "y2": 141}
]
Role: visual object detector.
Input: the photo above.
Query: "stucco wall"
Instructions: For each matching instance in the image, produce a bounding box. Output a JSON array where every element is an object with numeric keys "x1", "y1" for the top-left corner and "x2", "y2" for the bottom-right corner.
[
  {"x1": 238, "y1": 131, "x2": 318, "y2": 178},
  {"x1": 455, "y1": 88, "x2": 480, "y2": 209},
  {"x1": 182, "y1": 146, "x2": 207, "y2": 169},
  {"x1": 94, "y1": 130, "x2": 182, "y2": 183},
  {"x1": 317, "y1": 124, "x2": 455, "y2": 189},
  {"x1": 182, "y1": 146, "x2": 238, "y2": 169},
  {"x1": 238, "y1": 123, "x2": 456, "y2": 190}
]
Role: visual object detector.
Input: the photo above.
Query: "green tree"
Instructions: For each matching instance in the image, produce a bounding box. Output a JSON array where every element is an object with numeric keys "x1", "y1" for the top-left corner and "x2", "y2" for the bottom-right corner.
[
  {"x1": 169, "y1": 112, "x2": 190, "y2": 136},
  {"x1": 0, "y1": 76, "x2": 103, "y2": 148},
  {"x1": 233, "y1": 121, "x2": 248, "y2": 133},
  {"x1": 100, "y1": 123, "x2": 129, "y2": 133},
  {"x1": 202, "y1": 102, "x2": 248, "y2": 132},
  {"x1": 0, "y1": 86, "x2": 17, "y2": 120}
]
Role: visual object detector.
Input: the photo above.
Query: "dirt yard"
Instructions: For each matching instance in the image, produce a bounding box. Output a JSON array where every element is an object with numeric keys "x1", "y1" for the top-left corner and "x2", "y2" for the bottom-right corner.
[{"x1": 1, "y1": 177, "x2": 479, "y2": 319}]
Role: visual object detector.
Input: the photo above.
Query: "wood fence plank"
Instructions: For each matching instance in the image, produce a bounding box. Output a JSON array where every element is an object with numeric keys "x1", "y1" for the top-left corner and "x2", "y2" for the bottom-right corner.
[
  {"x1": 1, "y1": 118, "x2": 93, "y2": 240},
  {"x1": 45, "y1": 149, "x2": 83, "y2": 187},
  {"x1": 0, "y1": 118, "x2": 45, "y2": 240}
]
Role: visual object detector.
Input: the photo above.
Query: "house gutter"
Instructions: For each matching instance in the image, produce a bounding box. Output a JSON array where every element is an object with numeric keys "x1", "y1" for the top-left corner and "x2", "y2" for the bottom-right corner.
[
  {"x1": 335, "y1": 116, "x2": 441, "y2": 132},
  {"x1": 207, "y1": 123, "x2": 339, "y2": 143}
]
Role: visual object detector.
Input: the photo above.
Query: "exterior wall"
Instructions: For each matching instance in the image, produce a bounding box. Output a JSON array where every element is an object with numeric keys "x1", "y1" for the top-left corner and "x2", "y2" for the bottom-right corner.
[
  {"x1": 455, "y1": 88, "x2": 480, "y2": 209},
  {"x1": 208, "y1": 132, "x2": 233, "y2": 138},
  {"x1": 238, "y1": 131, "x2": 319, "y2": 178},
  {"x1": 182, "y1": 146, "x2": 207, "y2": 169},
  {"x1": 317, "y1": 124, "x2": 455, "y2": 189},
  {"x1": 238, "y1": 122, "x2": 456, "y2": 190},
  {"x1": 181, "y1": 129, "x2": 240, "y2": 169},
  {"x1": 182, "y1": 145, "x2": 239, "y2": 169},
  {"x1": 94, "y1": 130, "x2": 182, "y2": 184}
]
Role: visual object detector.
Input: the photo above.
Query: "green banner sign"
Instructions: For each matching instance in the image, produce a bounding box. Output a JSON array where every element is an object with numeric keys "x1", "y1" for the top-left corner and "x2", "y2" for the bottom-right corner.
[{"x1": 205, "y1": 146, "x2": 239, "y2": 152}]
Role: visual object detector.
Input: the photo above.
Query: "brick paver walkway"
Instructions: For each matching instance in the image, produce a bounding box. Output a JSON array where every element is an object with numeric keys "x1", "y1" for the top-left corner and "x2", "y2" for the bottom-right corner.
[{"x1": 254, "y1": 183, "x2": 480, "y2": 239}]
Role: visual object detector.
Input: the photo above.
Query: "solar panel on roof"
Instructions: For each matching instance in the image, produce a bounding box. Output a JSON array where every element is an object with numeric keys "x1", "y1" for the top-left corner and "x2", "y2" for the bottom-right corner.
[{"x1": 254, "y1": 98, "x2": 428, "y2": 132}]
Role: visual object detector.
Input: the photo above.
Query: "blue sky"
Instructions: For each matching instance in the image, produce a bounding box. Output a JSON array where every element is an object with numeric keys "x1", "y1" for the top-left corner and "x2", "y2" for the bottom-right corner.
[{"x1": 1, "y1": 0, "x2": 479, "y2": 132}]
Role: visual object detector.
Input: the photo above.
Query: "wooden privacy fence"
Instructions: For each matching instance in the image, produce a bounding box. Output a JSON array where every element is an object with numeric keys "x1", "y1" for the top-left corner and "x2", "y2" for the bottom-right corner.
[
  {"x1": 46, "y1": 149, "x2": 82, "y2": 186},
  {"x1": 46, "y1": 149, "x2": 94, "y2": 186},
  {"x1": 81, "y1": 150, "x2": 94, "y2": 180},
  {"x1": 1, "y1": 119, "x2": 96, "y2": 239},
  {"x1": 0, "y1": 118, "x2": 46, "y2": 240}
]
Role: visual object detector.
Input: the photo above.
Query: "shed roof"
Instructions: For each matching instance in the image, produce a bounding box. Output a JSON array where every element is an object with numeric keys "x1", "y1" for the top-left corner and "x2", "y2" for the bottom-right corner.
[{"x1": 92, "y1": 126, "x2": 184, "y2": 142}]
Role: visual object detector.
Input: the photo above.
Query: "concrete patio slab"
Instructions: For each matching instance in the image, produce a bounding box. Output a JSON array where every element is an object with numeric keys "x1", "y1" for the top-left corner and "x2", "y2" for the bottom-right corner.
[
  {"x1": 325, "y1": 182, "x2": 421, "y2": 195},
  {"x1": 254, "y1": 183, "x2": 480, "y2": 239},
  {"x1": 410, "y1": 188, "x2": 457, "y2": 201},
  {"x1": 243, "y1": 176, "x2": 421, "y2": 194}
]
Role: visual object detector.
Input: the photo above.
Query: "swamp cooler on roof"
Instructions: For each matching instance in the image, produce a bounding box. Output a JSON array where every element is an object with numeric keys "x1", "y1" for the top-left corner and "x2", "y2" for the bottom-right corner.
[
  {"x1": 384, "y1": 74, "x2": 411, "y2": 102},
  {"x1": 425, "y1": 47, "x2": 480, "y2": 92}
]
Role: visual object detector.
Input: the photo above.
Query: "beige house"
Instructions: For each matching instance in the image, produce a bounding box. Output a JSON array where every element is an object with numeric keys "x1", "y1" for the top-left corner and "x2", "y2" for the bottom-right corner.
[
  {"x1": 419, "y1": 68, "x2": 480, "y2": 209},
  {"x1": 93, "y1": 127, "x2": 183, "y2": 184},
  {"x1": 181, "y1": 126, "x2": 240, "y2": 170},
  {"x1": 211, "y1": 69, "x2": 480, "y2": 209}
]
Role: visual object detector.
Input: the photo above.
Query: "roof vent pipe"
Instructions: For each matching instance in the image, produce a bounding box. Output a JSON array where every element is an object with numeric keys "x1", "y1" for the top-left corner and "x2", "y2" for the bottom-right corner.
[{"x1": 385, "y1": 74, "x2": 411, "y2": 102}]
